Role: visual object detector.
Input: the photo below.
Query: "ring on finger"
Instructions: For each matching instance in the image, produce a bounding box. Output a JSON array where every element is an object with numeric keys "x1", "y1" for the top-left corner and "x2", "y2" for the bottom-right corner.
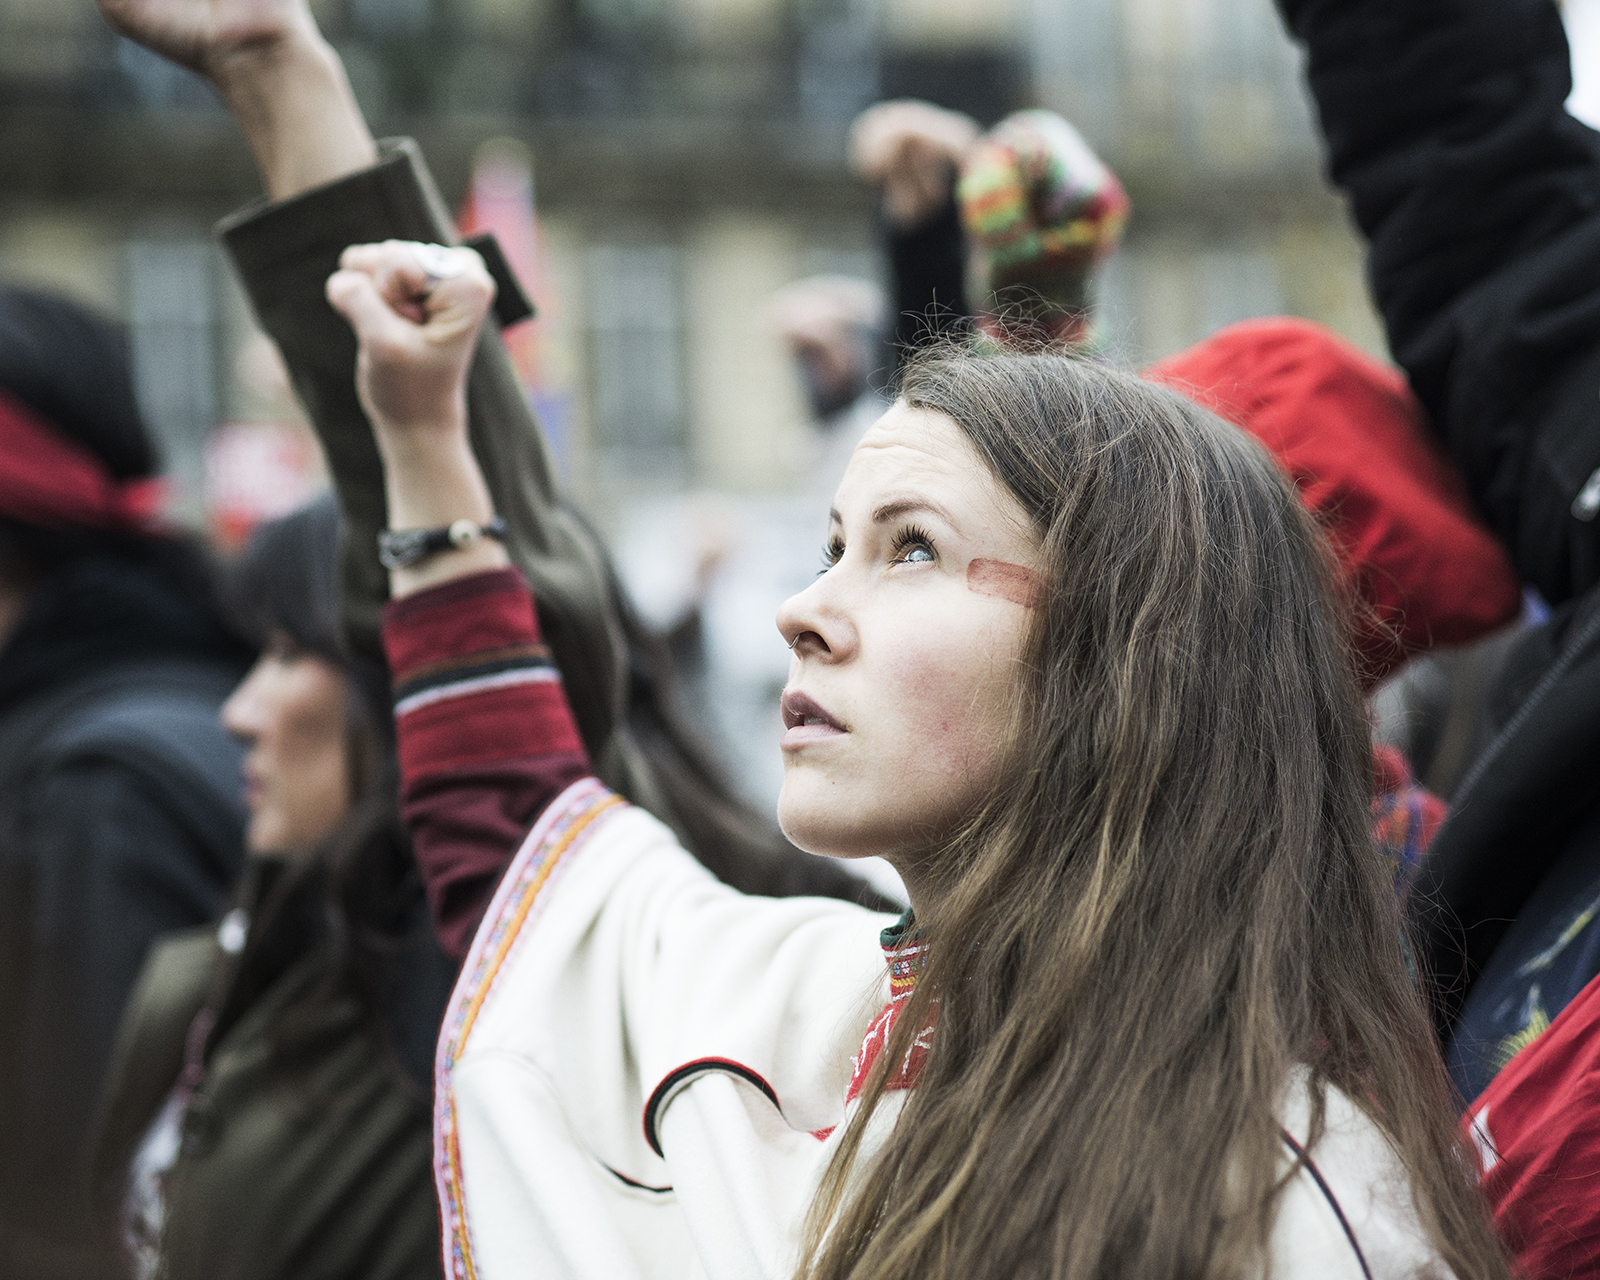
[{"x1": 407, "y1": 241, "x2": 468, "y2": 295}]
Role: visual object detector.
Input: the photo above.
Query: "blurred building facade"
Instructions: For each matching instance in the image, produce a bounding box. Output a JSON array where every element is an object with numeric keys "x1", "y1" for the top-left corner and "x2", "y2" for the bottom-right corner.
[{"x1": 0, "y1": 0, "x2": 1385, "y2": 527}]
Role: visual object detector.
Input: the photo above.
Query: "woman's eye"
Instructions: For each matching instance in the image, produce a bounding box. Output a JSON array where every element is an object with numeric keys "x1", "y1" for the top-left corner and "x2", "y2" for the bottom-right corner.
[
  {"x1": 889, "y1": 525, "x2": 937, "y2": 566},
  {"x1": 819, "y1": 536, "x2": 845, "y2": 574}
]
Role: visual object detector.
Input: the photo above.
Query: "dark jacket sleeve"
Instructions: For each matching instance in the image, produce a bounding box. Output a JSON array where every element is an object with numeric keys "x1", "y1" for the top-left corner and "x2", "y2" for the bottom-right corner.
[
  {"x1": 1411, "y1": 586, "x2": 1600, "y2": 1040},
  {"x1": 1277, "y1": 0, "x2": 1600, "y2": 605},
  {"x1": 1, "y1": 760, "x2": 239, "y2": 1265},
  {"x1": 887, "y1": 193, "x2": 971, "y2": 372},
  {"x1": 217, "y1": 141, "x2": 672, "y2": 821}
]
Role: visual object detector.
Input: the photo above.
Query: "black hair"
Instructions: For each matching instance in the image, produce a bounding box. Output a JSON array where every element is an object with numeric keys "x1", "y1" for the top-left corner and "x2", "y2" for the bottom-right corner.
[
  {"x1": 214, "y1": 495, "x2": 436, "y2": 1093},
  {"x1": 225, "y1": 492, "x2": 392, "y2": 750},
  {"x1": 226, "y1": 494, "x2": 343, "y2": 664}
]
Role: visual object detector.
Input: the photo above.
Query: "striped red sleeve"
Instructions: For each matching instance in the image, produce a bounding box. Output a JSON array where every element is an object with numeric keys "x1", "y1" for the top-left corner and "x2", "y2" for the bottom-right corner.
[{"x1": 382, "y1": 567, "x2": 593, "y2": 959}]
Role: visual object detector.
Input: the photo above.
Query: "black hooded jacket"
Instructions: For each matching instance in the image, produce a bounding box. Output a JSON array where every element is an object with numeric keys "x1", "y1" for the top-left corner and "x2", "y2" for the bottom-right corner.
[
  {"x1": 0, "y1": 551, "x2": 248, "y2": 1280},
  {"x1": 1276, "y1": 0, "x2": 1600, "y2": 1093}
]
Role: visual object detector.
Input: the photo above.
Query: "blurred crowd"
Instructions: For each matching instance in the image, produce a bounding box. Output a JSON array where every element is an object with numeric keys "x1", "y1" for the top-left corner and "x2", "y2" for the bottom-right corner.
[{"x1": 4, "y1": 0, "x2": 1600, "y2": 1277}]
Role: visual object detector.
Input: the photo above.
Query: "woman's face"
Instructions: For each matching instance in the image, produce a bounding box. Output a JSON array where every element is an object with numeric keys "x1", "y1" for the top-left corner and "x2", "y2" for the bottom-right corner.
[
  {"x1": 775, "y1": 402, "x2": 1041, "y2": 878},
  {"x1": 221, "y1": 634, "x2": 352, "y2": 857}
]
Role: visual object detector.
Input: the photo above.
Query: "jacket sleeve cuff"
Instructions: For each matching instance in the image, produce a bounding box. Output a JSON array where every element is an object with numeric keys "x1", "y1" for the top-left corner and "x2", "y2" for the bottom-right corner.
[{"x1": 215, "y1": 139, "x2": 459, "y2": 668}]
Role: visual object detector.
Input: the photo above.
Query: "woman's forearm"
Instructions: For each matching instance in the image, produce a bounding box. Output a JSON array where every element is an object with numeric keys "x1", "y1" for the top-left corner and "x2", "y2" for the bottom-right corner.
[
  {"x1": 211, "y1": 30, "x2": 377, "y2": 201},
  {"x1": 96, "y1": 0, "x2": 378, "y2": 201}
]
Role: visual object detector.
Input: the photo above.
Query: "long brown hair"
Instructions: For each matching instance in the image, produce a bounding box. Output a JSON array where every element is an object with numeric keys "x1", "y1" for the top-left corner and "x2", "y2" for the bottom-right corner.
[{"x1": 800, "y1": 351, "x2": 1508, "y2": 1279}]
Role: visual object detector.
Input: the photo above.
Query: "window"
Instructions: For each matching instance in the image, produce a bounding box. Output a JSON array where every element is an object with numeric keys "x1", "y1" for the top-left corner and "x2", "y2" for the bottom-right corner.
[
  {"x1": 125, "y1": 237, "x2": 218, "y2": 516},
  {"x1": 587, "y1": 243, "x2": 685, "y2": 474}
]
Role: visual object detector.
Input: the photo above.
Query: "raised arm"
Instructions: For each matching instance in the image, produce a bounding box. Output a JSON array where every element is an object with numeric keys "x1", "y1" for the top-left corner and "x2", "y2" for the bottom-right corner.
[
  {"x1": 99, "y1": 0, "x2": 892, "y2": 918},
  {"x1": 324, "y1": 241, "x2": 595, "y2": 955},
  {"x1": 850, "y1": 101, "x2": 977, "y2": 363},
  {"x1": 96, "y1": 0, "x2": 376, "y2": 199},
  {"x1": 96, "y1": 0, "x2": 655, "y2": 803},
  {"x1": 1277, "y1": 0, "x2": 1600, "y2": 605}
]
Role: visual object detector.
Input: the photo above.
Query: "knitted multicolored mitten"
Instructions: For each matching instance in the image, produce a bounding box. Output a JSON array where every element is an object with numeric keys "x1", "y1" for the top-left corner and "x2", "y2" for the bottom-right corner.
[{"x1": 957, "y1": 110, "x2": 1129, "y2": 329}]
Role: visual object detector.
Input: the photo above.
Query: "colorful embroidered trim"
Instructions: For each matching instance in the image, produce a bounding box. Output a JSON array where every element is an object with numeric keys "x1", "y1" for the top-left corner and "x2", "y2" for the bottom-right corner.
[
  {"x1": 432, "y1": 777, "x2": 625, "y2": 1280},
  {"x1": 847, "y1": 935, "x2": 935, "y2": 1104},
  {"x1": 887, "y1": 938, "x2": 928, "y2": 999}
]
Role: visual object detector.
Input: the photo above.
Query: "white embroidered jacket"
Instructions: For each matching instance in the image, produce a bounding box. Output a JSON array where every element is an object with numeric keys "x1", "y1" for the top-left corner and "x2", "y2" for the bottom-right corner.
[{"x1": 434, "y1": 779, "x2": 1455, "y2": 1280}]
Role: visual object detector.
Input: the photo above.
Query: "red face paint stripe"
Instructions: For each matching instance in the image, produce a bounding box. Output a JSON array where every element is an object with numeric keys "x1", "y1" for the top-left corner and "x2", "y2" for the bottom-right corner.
[{"x1": 966, "y1": 558, "x2": 1043, "y2": 609}]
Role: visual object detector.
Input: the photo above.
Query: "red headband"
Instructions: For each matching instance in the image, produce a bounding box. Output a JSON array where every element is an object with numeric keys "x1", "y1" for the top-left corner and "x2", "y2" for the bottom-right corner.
[{"x1": 0, "y1": 386, "x2": 166, "y2": 534}]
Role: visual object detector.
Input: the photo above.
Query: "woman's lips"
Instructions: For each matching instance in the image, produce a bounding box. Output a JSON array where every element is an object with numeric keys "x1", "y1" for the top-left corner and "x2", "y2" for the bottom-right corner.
[{"x1": 780, "y1": 689, "x2": 847, "y2": 748}]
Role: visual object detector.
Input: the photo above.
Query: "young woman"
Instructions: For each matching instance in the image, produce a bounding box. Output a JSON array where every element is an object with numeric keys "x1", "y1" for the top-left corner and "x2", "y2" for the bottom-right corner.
[
  {"x1": 321, "y1": 241, "x2": 1510, "y2": 1279},
  {"x1": 94, "y1": 495, "x2": 455, "y2": 1280}
]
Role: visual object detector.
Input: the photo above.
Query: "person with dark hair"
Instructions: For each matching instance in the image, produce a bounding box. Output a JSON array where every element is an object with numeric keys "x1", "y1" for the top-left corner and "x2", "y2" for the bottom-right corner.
[
  {"x1": 92, "y1": 493, "x2": 454, "y2": 1280},
  {"x1": 1271, "y1": 0, "x2": 1600, "y2": 1272},
  {"x1": 0, "y1": 287, "x2": 251, "y2": 1279},
  {"x1": 326, "y1": 238, "x2": 1509, "y2": 1279}
]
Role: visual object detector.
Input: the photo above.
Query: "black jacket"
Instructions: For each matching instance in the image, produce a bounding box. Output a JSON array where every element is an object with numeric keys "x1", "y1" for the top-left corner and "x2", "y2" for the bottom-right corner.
[
  {"x1": 0, "y1": 554, "x2": 248, "y2": 1279},
  {"x1": 1278, "y1": 0, "x2": 1600, "y2": 1077},
  {"x1": 1279, "y1": 0, "x2": 1600, "y2": 608}
]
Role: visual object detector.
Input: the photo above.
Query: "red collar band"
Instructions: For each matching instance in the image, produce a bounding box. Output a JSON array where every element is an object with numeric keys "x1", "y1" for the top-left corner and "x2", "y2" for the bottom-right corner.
[{"x1": 0, "y1": 387, "x2": 166, "y2": 534}]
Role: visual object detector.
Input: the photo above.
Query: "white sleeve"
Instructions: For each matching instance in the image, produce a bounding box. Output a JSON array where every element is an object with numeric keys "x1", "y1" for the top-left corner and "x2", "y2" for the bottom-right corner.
[{"x1": 435, "y1": 779, "x2": 893, "y2": 1280}]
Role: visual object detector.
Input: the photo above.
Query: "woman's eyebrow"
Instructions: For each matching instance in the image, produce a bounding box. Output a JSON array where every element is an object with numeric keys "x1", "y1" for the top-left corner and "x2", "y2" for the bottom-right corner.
[
  {"x1": 826, "y1": 497, "x2": 961, "y2": 531},
  {"x1": 870, "y1": 497, "x2": 959, "y2": 527}
]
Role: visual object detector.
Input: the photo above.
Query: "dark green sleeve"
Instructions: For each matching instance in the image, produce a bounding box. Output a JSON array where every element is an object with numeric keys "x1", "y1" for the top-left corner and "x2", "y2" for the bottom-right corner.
[{"x1": 217, "y1": 141, "x2": 666, "y2": 811}]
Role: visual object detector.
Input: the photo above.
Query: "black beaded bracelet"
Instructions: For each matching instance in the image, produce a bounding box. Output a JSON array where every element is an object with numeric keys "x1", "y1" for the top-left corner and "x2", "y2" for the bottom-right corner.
[{"x1": 377, "y1": 516, "x2": 507, "y2": 570}]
